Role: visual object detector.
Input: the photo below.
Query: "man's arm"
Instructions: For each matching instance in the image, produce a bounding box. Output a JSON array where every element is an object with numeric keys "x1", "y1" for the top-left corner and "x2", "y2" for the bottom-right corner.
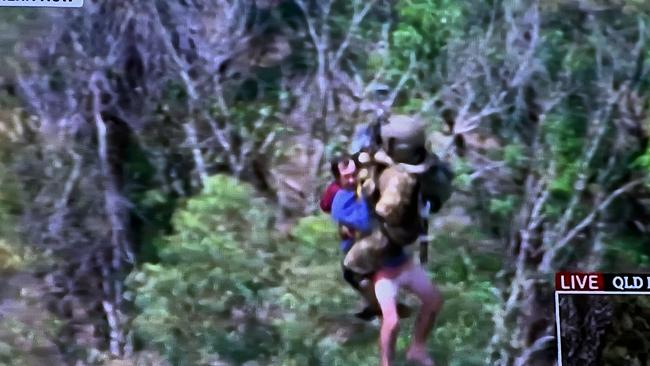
[
  {"x1": 319, "y1": 182, "x2": 340, "y2": 213},
  {"x1": 331, "y1": 190, "x2": 372, "y2": 233}
]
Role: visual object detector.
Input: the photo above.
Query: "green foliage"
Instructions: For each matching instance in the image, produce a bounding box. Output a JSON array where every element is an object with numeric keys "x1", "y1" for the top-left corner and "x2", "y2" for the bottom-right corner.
[
  {"x1": 386, "y1": 0, "x2": 466, "y2": 84},
  {"x1": 0, "y1": 161, "x2": 22, "y2": 235},
  {"x1": 393, "y1": 0, "x2": 464, "y2": 58},
  {"x1": 540, "y1": 28, "x2": 569, "y2": 77},
  {"x1": 0, "y1": 315, "x2": 63, "y2": 366},
  {"x1": 268, "y1": 215, "x2": 372, "y2": 365},
  {"x1": 543, "y1": 113, "x2": 586, "y2": 198},
  {"x1": 209, "y1": 100, "x2": 291, "y2": 164},
  {"x1": 539, "y1": 8, "x2": 598, "y2": 81},
  {"x1": 395, "y1": 97, "x2": 426, "y2": 115},
  {"x1": 489, "y1": 196, "x2": 517, "y2": 218},
  {"x1": 127, "y1": 175, "x2": 277, "y2": 365},
  {"x1": 225, "y1": 101, "x2": 284, "y2": 148},
  {"x1": 0, "y1": 10, "x2": 42, "y2": 76},
  {"x1": 392, "y1": 25, "x2": 424, "y2": 58},
  {"x1": 603, "y1": 234, "x2": 650, "y2": 270},
  {"x1": 128, "y1": 175, "x2": 375, "y2": 365},
  {"x1": 632, "y1": 145, "x2": 650, "y2": 171},
  {"x1": 432, "y1": 281, "x2": 499, "y2": 366},
  {"x1": 0, "y1": 240, "x2": 23, "y2": 271},
  {"x1": 427, "y1": 227, "x2": 500, "y2": 365},
  {"x1": 451, "y1": 158, "x2": 473, "y2": 191},
  {"x1": 503, "y1": 143, "x2": 527, "y2": 168},
  {"x1": 631, "y1": 142, "x2": 650, "y2": 188},
  {"x1": 124, "y1": 139, "x2": 178, "y2": 263},
  {"x1": 0, "y1": 144, "x2": 35, "y2": 272},
  {"x1": 563, "y1": 44, "x2": 595, "y2": 78},
  {"x1": 0, "y1": 270, "x2": 63, "y2": 366},
  {"x1": 549, "y1": 161, "x2": 580, "y2": 196}
]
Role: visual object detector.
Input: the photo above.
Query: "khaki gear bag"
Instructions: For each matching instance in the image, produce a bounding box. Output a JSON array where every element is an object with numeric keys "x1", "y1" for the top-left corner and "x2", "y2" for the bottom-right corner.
[
  {"x1": 375, "y1": 165, "x2": 417, "y2": 225},
  {"x1": 343, "y1": 165, "x2": 419, "y2": 274},
  {"x1": 343, "y1": 227, "x2": 388, "y2": 275}
]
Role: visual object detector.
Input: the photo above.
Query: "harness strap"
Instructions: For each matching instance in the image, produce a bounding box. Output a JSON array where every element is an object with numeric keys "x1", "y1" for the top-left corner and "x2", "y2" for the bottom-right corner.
[{"x1": 418, "y1": 190, "x2": 430, "y2": 264}]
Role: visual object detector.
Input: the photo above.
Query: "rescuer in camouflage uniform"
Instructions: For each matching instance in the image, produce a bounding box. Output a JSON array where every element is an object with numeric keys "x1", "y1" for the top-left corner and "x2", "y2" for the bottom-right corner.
[{"x1": 341, "y1": 113, "x2": 449, "y2": 366}]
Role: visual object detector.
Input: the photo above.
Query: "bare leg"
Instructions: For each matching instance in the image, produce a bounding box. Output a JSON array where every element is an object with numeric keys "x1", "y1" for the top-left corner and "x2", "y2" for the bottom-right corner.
[
  {"x1": 375, "y1": 276, "x2": 400, "y2": 366},
  {"x1": 403, "y1": 264, "x2": 443, "y2": 366}
]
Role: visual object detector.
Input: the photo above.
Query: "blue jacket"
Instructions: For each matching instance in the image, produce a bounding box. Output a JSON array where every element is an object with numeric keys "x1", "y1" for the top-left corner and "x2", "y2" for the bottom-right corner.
[
  {"x1": 331, "y1": 189, "x2": 408, "y2": 268},
  {"x1": 331, "y1": 189, "x2": 371, "y2": 252}
]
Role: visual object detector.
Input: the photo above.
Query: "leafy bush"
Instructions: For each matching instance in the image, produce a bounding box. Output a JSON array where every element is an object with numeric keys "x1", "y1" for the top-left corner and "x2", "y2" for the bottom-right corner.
[
  {"x1": 127, "y1": 175, "x2": 376, "y2": 365},
  {"x1": 426, "y1": 227, "x2": 500, "y2": 366},
  {"x1": 543, "y1": 113, "x2": 586, "y2": 197},
  {"x1": 393, "y1": 0, "x2": 465, "y2": 64},
  {"x1": 127, "y1": 175, "x2": 279, "y2": 365},
  {"x1": 0, "y1": 240, "x2": 22, "y2": 271},
  {"x1": 488, "y1": 196, "x2": 517, "y2": 218},
  {"x1": 0, "y1": 314, "x2": 62, "y2": 366}
]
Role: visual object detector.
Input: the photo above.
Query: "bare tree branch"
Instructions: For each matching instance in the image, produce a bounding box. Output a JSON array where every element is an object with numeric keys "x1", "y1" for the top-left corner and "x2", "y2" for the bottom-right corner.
[
  {"x1": 541, "y1": 178, "x2": 645, "y2": 271},
  {"x1": 332, "y1": 0, "x2": 377, "y2": 67},
  {"x1": 183, "y1": 120, "x2": 208, "y2": 184}
]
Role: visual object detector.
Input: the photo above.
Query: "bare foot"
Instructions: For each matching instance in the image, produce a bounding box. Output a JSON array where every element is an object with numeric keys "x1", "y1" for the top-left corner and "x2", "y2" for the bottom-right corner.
[{"x1": 406, "y1": 346, "x2": 435, "y2": 366}]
